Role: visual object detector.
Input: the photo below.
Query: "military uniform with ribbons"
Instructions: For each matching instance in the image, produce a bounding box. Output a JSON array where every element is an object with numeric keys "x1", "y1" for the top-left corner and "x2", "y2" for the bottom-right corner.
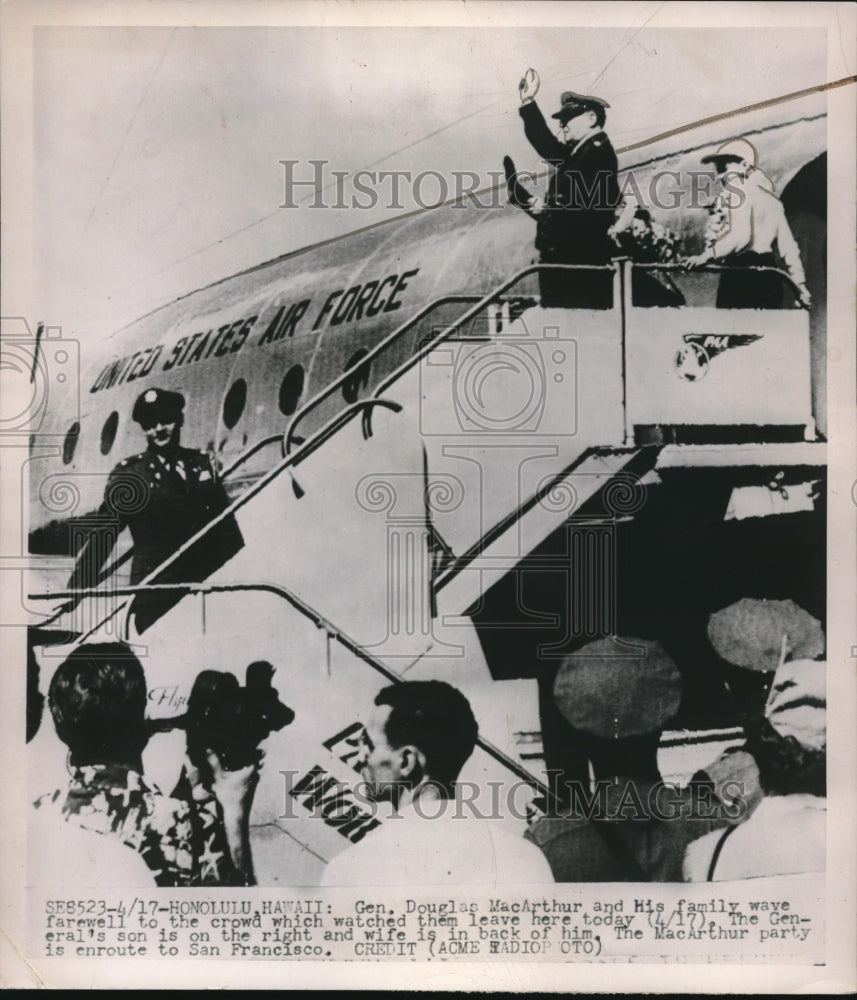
[
  {"x1": 80, "y1": 444, "x2": 231, "y2": 587},
  {"x1": 68, "y1": 388, "x2": 242, "y2": 630},
  {"x1": 514, "y1": 90, "x2": 620, "y2": 307}
]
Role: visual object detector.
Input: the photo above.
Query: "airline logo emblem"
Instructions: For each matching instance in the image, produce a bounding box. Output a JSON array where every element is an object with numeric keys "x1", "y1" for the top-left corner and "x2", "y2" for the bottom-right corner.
[{"x1": 674, "y1": 333, "x2": 762, "y2": 381}]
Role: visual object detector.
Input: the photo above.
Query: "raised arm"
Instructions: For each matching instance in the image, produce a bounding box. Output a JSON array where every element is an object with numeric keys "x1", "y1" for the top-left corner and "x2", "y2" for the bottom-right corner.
[
  {"x1": 519, "y1": 100, "x2": 567, "y2": 164},
  {"x1": 207, "y1": 749, "x2": 261, "y2": 886},
  {"x1": 517, "y1": 67, "x2": 567, "y2": 163}
]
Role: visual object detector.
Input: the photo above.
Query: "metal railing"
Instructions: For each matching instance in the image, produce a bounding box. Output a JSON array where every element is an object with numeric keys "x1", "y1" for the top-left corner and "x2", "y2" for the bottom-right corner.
[
  {"x1": 284, "y1": 293, "x2": 482, "y2": 454},
  {"x1": 205, "y1": 296, "x2": 489, "y2": 481},
  {"x1": 38, "y1": 264, "x2": 613, "y2": 638},
  {"x1": 221, "y1": 433, "x2": 287, "y2": 479},
  {"x1": 42, "y1": 259, "x2": 800, "y2": 639},
  {"x1": 641, "y1": 260, "x2": 802, "y2": 287},
  {"x1": 363, "y1": 263, "x2": 615, "y2": 436},
  {"x1": 29, "y1": 579, "x2": 557, "y2": 806},
  {"x1": 218, "y1": 258, "x2": 800, "y2": 484},
  {"x1": 629, "y1": 260, "x2": 806, "y2": 306}
]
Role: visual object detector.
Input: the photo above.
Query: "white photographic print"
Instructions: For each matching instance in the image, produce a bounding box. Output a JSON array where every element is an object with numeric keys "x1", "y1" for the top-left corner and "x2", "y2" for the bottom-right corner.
[{"x1": 1, "y1": 1, "x2": 855, "y2": 992}]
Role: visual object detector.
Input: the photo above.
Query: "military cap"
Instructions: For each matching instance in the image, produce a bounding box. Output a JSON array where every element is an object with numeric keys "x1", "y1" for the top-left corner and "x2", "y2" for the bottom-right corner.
[
  {"x1": 553, "y1": 636, "x2": 681, "y2": 739},
  {"x1": 132, "y1": 387, "x2": 185, "y2": 426},
  {"x1": 551, "y1": 90, "x2": 610, "y2": 122}
]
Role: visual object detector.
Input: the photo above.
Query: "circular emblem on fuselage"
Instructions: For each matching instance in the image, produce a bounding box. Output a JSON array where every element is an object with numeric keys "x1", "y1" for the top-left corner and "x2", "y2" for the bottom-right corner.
[{"x1": 674, "y1": 342, "x2": 709, "y2": 381}]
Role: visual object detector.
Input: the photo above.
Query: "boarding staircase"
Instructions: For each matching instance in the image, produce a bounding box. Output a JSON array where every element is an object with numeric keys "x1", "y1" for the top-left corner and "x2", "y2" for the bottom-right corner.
[{"x1": 28, "y1": 260, "x2": 823, "y2": 883}]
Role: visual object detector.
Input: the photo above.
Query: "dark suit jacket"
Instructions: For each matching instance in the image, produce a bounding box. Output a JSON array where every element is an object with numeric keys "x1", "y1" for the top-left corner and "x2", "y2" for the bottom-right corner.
[{"x1": 519, "y1": 101, "x2": 620, "y2": 262}]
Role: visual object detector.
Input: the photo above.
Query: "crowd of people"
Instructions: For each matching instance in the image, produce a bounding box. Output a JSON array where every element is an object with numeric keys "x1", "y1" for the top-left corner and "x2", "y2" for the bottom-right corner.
[
  {"x1": 30, "y1": 632, "x2": 825, "y2": 888},
  {"x1": 28, "y1": 71, "x2": 823, "y2": 890},
  {"x1": 30, "y1": 643, "x2": 272, "y2": 887}
]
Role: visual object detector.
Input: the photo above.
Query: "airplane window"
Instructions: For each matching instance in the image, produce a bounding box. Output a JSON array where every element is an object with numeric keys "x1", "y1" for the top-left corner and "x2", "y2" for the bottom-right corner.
[
  {"x1": 342, "y1": 349, "x2": 371, "y2": 405},
  {"x1": 62, "y1": 421, "x2": 80, "y2": 465},
  {"x1": 278, "y1": 364, "x2": 305, "y2": 416},
  {"x1": 100, "y1": 410, "x2": 119, "y2": 455},
  {"x1": 222, "y1": 378, "x2": 247, "y2": 429}
]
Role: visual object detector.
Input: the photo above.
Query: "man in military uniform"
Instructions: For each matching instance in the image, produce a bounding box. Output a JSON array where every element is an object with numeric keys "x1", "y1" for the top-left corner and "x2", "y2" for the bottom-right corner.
[
  {"x1": 69, "y1": 388, "x2": 242, "y2": 630},
  {"x1": 505, "y1": 68, "x2": 620, "y2": 308}
]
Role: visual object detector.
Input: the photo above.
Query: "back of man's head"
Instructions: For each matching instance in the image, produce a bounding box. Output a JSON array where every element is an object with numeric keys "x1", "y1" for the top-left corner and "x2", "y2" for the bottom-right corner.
[
  {"x1": 375, "y1": 681, "x2": 478, "y2": 792},
  {"x1": 49, "y1": 643, "x2": 148, "y2": 766}
]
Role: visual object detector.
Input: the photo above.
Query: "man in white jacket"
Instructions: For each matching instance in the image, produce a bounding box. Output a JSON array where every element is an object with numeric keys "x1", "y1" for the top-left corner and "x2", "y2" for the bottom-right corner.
[{"x1": 685, "y1": 138, "x2": 812, "y2": 309}]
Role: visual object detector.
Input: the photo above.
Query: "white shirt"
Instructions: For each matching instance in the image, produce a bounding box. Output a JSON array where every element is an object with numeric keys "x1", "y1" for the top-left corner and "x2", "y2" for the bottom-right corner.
[
  {"x1": 321, "y1": 800, "x2": 554, "y2": 887},
  {"x1": 709, "y1": 169, "x2": 806, "y2": 285},
  {"x1": 29, "y1": 799, "x2": 155, "y2": 888},
  {"x1": 683, "y1": 794, "x2": 825, "y2": 882}
]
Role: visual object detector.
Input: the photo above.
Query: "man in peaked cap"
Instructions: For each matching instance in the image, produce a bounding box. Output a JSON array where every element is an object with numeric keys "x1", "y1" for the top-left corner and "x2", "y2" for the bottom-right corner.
[
  {"x1": 505, "y1": 69, "x2": 620, "y2": 308},
  {"x1": 68, "y1": 387, "x2": 242, "y2": 631}
]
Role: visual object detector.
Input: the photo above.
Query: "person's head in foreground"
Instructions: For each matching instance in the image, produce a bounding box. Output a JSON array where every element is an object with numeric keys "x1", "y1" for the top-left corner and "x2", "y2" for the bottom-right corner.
[
  {"x1": 49, "y1": 642, "x2": 149, "y2": 769},
  {"x1": 359, "y1": 681, "x2": 478, "y2": 808}
]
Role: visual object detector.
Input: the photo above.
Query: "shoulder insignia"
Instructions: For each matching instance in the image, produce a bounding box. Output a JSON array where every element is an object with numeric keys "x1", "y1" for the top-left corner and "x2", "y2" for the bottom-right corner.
[{"x1": 116, "y1": 452, "x2": 144, "y2": 470}]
